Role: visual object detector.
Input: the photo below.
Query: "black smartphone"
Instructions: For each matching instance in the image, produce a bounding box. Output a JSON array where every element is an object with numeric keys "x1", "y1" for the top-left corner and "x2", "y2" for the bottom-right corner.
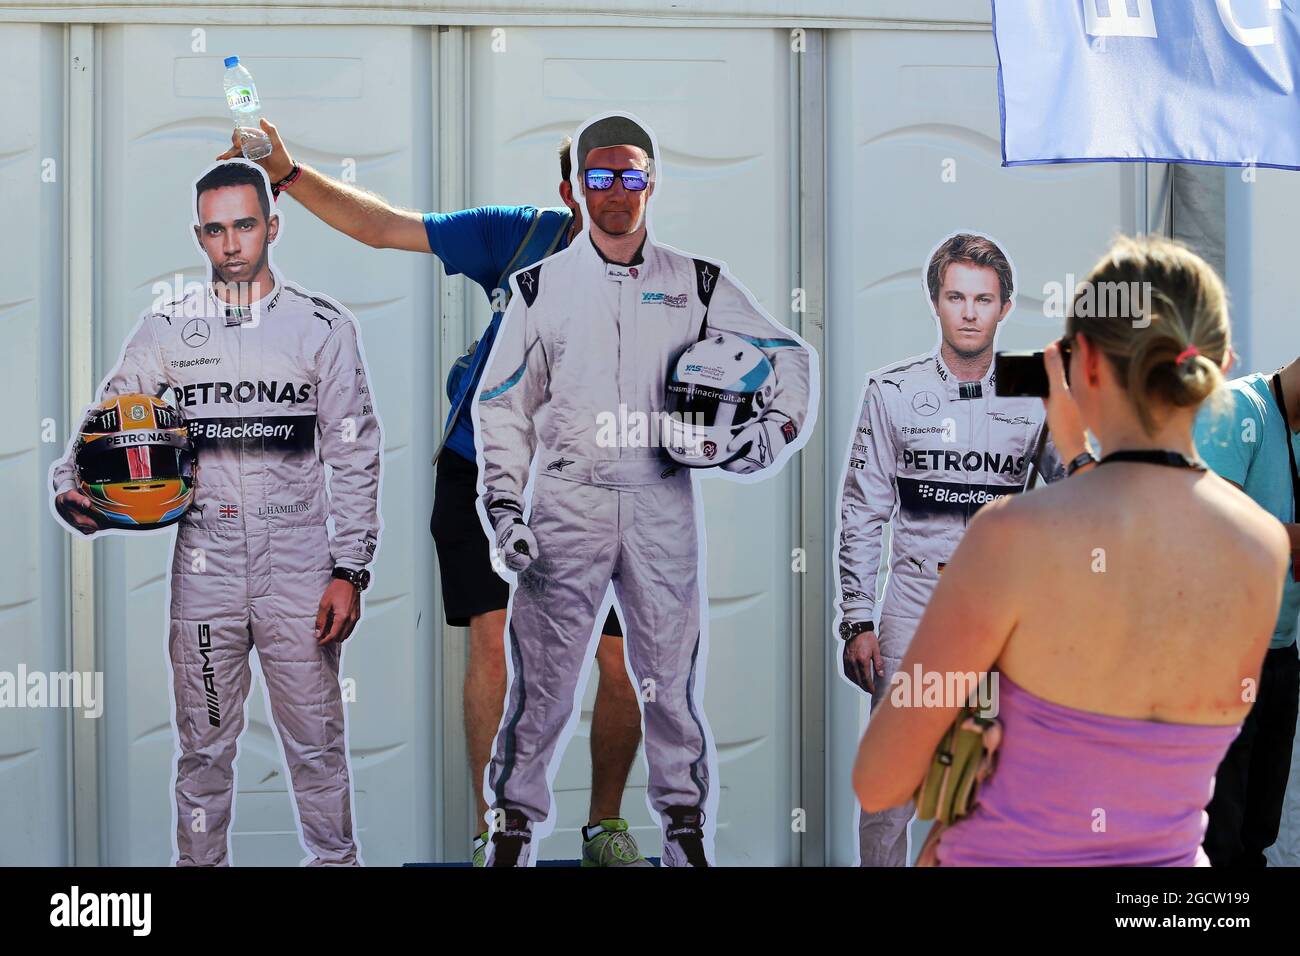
[{"x1": 994, "y1": 351, "x2": 1049, "y2": 398}]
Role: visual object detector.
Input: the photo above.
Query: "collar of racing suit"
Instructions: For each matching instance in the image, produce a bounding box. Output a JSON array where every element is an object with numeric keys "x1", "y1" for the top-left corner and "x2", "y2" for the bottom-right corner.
[
  {"x1": 932, "y1": 348, "x2": 996, "y2": 402},
  {"x1": 206, "y1": 268, "x2": 284, "y2": 326},
  {"x1": 582, "y1": 230, "x2": 656, "y2": 281}
]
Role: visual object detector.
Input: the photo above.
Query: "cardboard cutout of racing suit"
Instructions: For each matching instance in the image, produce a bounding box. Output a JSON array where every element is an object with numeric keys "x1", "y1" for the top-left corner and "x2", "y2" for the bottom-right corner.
[
  {"x1": 48, "y1": 160, "x2": 382, "y2": 866},
  {"x1": 831, "y1": 231, "x2": 1063, "y2": 867},
  {"x1": 472, "y1": 111, "x2": 820, "y2": 865}
]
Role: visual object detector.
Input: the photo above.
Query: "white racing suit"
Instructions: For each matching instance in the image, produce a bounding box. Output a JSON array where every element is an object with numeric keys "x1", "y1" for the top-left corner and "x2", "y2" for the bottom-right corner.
[
  {"x1": 836, "y1": 347, "x2": 1062, "y2": 866},
  {"x1": 474, "y1": 234, "x2": 812, "y2": 850},
  {"x1": 52, "y1": 278, "x2": 381, "y2": 866}
]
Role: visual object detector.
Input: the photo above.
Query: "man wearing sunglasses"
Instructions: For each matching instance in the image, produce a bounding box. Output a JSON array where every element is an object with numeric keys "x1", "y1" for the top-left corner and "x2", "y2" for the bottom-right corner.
[
  {"x1": 474, "y1": 112, "x2": 815, "y2": 866},
  {"x1": 218, "y1": 122, "x2": 649, "y2": 868}
]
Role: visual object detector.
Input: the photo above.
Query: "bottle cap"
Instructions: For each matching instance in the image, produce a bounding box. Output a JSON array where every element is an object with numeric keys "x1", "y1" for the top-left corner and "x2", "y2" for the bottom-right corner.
[{"x1": 224, "y1": 55, "x2": 240, "y2": 68}]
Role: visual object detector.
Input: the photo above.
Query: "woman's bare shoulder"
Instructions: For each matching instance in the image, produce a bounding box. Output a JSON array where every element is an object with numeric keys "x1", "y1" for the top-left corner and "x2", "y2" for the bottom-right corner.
[
  {"x1": 996, "y1": 469, "x2": 1283, "y2": 563},
  {"x1": 1197, "y1": 473, "x2": 1290, "y2": 572},
  {"x1": 965, "y1": 486, "x2": 1052, "y2": 551},
  {"x1": 995, "y1": 470, "x2": 1090, "y2": 524}
]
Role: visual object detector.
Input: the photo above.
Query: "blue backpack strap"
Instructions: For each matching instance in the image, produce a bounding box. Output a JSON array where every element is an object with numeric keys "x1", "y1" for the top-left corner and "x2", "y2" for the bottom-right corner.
[
  {"x1": 432, "y1": 206, "x2": 573, "y2": 466},
  {"x1": 493, "y1": 207, "x2": 572, "y2": 315}
]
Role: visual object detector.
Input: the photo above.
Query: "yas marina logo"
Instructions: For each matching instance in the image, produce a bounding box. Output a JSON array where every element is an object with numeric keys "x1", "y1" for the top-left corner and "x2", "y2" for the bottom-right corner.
[{"x1": 642, "y1": 290, "x2": 688, "y2": 308}]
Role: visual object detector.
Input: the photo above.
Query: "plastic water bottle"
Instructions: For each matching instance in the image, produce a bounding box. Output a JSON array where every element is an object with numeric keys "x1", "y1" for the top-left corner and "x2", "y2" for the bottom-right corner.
[{"x1": 223, "y1": 55, "x2": 272, "y2": 161}]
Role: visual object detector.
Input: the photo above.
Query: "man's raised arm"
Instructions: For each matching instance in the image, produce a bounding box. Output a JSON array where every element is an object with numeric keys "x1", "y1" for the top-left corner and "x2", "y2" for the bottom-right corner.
[{"x1": 218, "y1": 118, "x2": 429, "y2": 252}]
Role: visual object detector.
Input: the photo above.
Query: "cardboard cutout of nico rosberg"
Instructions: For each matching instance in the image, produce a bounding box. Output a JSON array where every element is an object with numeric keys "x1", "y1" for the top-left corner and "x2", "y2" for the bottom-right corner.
[
  {"x1": 49, "y1": 159, "x2": 382, "y2": 866},
  {"x1": 831, "y1": 231, "x2": 1064, "y2": 867},
  {"x1": 471, "y1": 112, "x2": 819, "y2": 867}
]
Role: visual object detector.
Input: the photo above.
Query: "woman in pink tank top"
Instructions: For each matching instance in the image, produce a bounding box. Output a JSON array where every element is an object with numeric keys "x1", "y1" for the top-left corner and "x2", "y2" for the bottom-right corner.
[
  {"x1": 934, "y1": 673, "x2": 1238, "y2": 866},
  {"x1": 853, "y1": 236, "x2": 1290, "y2": 866}
]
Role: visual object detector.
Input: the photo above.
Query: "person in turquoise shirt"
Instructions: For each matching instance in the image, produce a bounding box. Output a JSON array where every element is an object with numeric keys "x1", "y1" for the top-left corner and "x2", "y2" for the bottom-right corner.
[{"x1": 1194, "y1": 361, "x2": 1300, "y2": 867}]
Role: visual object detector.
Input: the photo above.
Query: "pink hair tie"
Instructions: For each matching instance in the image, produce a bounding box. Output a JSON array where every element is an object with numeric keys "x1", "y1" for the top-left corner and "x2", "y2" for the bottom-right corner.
[{"x1": 1176, "y1": 345, "x2": 1200, "y2": 366}]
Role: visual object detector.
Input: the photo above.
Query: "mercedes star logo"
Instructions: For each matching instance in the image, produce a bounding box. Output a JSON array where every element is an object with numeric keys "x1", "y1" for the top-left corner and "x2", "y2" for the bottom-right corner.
[
  {"x1": 182, "y1": 318, "x2": 211, "y2": 348},
  {"x1": 912, "y1": 390, "x2": 940, "y2": 416}
]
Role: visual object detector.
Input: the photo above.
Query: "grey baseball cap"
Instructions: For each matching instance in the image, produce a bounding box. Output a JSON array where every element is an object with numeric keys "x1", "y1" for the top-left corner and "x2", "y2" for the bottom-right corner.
[{"x1": 576, "y1": 115, "x2": 655, "y2": 173}]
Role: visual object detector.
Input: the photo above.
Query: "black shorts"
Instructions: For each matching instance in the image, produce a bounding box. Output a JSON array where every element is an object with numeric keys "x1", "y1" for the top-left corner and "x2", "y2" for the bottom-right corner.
[{"x1": 431, "y1": 450, "x2": 623, "y2": 637}]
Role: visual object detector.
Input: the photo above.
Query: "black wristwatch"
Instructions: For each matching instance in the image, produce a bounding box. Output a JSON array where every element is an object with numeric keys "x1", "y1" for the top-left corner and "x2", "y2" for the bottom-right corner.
[
  {"x1": 332, "y1": 566, "x2": 371, "y2": 591},
  {"x1": 1065, "y1": 450, "x2": 1098, "y2": 477},
  {"x1": 838, "y1": 620, "x2": 874, "y2": 642}
]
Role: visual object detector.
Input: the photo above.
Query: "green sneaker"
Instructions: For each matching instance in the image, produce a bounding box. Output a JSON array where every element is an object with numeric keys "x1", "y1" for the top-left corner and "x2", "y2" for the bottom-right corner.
[
  {"x1": 581, "y1": 818, "x2": 652, "y2": 867},
  {"x1": 472, "y1": 830, "x2": 489, "y2": 868}
]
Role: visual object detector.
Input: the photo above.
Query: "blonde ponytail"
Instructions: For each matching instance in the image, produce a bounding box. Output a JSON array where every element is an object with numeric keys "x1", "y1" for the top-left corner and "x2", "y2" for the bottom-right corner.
[{"x1": 1068, "y1": 236, "x2": 1230, "y2": 435}]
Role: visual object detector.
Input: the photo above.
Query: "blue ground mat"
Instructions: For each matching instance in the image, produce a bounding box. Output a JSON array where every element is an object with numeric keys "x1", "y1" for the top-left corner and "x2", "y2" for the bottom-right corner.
[{"x1": 406, "y1": 857, "x2": 662, "y2": 867}]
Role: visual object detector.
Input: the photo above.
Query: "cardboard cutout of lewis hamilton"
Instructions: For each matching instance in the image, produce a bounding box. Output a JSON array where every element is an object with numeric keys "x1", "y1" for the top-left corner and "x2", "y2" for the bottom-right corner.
[
  {"x1": 832, "y1": 231, "x2": 1064, "y2": 867},
  {"x1": 49, "y1": 159, "x2": 382, "y2": 866},
  {"x1": 471, "y1": 112, "x2": 819, "y2": 867}
]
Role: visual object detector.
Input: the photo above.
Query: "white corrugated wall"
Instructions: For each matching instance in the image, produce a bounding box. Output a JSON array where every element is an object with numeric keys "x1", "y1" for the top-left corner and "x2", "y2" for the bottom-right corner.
[{"x1": 0, "y1": 1, "x2": 1290, "y2": 867}]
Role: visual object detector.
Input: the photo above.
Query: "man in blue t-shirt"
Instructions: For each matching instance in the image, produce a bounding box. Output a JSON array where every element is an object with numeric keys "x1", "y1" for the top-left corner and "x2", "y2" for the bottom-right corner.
[
  {"x1": 1193, "y1": 361, "x2": 1300, "y2": 867},
  {"x1": 220, "y1": 122, "x2": 648, "y2": 867}
]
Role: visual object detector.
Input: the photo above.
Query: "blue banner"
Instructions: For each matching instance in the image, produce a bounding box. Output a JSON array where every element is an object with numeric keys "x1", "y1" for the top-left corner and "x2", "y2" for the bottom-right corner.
[{"x1": 993, "y1": 0, "x2": 1300, "y2": 168}]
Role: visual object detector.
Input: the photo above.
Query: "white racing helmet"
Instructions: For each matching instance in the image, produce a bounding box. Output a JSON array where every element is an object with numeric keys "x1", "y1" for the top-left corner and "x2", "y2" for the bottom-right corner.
[{"x1": 664, "y1": 331, "x2": 775, "y2": 467}]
